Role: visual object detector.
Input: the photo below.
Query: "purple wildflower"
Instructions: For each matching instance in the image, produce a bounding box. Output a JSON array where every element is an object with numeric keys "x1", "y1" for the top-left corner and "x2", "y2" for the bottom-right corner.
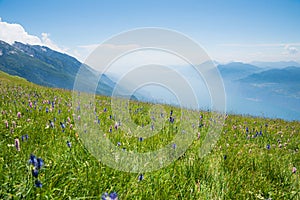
[
  {"x1": 172, "y1": 143, "x2": 176, "y2": 149},
  {"x1": 17, "y1": 112, "x2": 21, "y2": 119},
  {"x1": 292, "y1": 167, "x2": 297, "y2": 174},
  {"x1": 15, "y1": 138, "x2": 20, "y2": 151}
]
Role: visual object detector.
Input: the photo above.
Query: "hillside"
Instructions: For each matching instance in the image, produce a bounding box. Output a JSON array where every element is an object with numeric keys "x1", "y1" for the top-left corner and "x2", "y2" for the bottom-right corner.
[
  {"x1": 0, "y1": 71, "x2": 299, "y2": 199},
  {"x1": 0, "y1": 40, "x2": 116, "y2": 96}
]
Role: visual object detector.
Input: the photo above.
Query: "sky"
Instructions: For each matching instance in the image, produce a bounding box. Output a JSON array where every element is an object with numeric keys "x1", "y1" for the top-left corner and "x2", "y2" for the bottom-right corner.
[{"x1": 0, "y1": 0, "x2": 300, "y2": 63}]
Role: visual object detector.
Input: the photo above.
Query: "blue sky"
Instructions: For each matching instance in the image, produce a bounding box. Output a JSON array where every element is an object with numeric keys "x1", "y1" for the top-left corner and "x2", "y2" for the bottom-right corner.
[{"x1": 0, "y1": 0, "x2": 300, "y2": 63}]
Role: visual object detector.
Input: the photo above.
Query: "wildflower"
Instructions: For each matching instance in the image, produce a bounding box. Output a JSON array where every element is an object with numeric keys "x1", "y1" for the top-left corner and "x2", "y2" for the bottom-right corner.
[
  {"x1": 138, "y1": 174, "x2": 144, "y2": 181},
  {"x1": 36, "y1": 158, "x2": 44, "y2": 169},
  {"x1": 109, "y1": 192, "x2": 118, "y2": 200},
  {"x1": 246, "y1": 127, "x2": 249, "y2": 133},
  {"x1": 169, "y1": 116, "x2": 175, "y2": 123},
  {"x1": 46, "y1": 107, "x2": 49, "y2": 113},
  {"x1": 17, "y1": 112, "x2": 21, "y2": 119},
  {"x1": 5, "y1": 120, "x2": 8, "y2": 128},
  {"x1": 292, "y1": 167, "x2": 297, "y2": 174},
  {"x1": 32, "y1": 169, "x2": 39, "y2": 178},
  {"x1": 114, "y1": 122, "x2": 118, "y2": 130},
  {"x1": 223, "y1": 155, "x2": 227, "y2": 160},
  {"x1": 49, "y1": 120, "x2": 54, "y2": 128},
  {"x1": 104, "y1": 108, "x2": 107, "y2": 112},
  {"x1": 172, "y1": 143, "x2": 177, "y2": 149},
  {"x1": 101, "y1": 192, "x2": 109, "y2": 200},
  {"x1": 117, "y1": 142, "x2": 121, "y2": 146},
  {"x1": 109, "y1": 126, "x2": 112, "y2": 133},
  {"x1": 67, "y1": 141, "x2": 72, "y2": 148},
  {"x1": 170, "y1": 110, "x2": 173, "y2": 116},
  {"x1": 139, "y1": 137, "x2": 143, "y2": 142},
  {"x1": 35, "y1": 180, "x2": 42, "y2": 188},
  {"x1": 60, "y1": 122, "x2": 65, "y2": 129},
  {"x1": 29, "y1": 154, "x2": 38, "y2": 166},
  {"x1": 15, "y1": 138, "x2": 20, "y2": 151},
  {"x1": 197, "y1": 132, "x2": 201, "y2": 140},
  {"x1": 266, "y1": 144, "x2": 270, "y2": 150}
]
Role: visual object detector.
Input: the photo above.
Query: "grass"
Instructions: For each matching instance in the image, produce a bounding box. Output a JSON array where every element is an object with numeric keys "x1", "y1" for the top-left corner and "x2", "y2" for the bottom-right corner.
[{"x1": 0, "y1": 71, "x2": 299, "y2": 199}]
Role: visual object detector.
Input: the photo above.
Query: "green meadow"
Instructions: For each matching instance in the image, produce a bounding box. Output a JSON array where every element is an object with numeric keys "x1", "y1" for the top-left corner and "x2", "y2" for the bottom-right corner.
[{"x1": 0, "y1": 71, "x2": 299, "y2": 199}]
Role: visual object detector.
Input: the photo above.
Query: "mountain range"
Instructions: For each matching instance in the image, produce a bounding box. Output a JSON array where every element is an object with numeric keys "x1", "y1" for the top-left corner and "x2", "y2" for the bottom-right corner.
[
  {"x1": 0, "y1": 40, "x2": 118, "y2": 97},
  {"x1": 0, "y1": 40, "x2": 299, "y2": 120}
]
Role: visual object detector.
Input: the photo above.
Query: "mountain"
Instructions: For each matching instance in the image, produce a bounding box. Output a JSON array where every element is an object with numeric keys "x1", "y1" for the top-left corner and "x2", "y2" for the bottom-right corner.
[
  {"x1": 240, "y1": 66, "x2": 300, "y2": 84},
  {"x1": 238, "y1": 66, "x2": 300, "y2": 98},
  {"x1": 0, "y1": 40, "x2": 120, "y2": 97},
  {"x1": 250, "y1": 61, "x2": 300, "y2": 68},
  {"x1": 217, "y1": 62, "x2": 262, "y2": 81}
]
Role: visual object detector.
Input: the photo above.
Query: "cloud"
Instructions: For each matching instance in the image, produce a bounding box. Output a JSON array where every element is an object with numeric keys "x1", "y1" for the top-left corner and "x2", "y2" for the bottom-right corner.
[
  {"x1": 284, "y1": 45, "x2": 298, "y2": 55},
  {"x1": 219, "y1": 43, "x2": 300, "y2": 47},
  {"x1": 73, "y1": 43, "x2": 141, "y2": 62},
  {"x1": 0, "y1": 18, "x2": 64, "y2": 53}
]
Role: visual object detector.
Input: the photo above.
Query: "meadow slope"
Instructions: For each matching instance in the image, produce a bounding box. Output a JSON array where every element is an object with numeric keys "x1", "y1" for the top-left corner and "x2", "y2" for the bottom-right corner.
[{"x1": 0, "y1": 71, "x2": 299, "y2": 199}]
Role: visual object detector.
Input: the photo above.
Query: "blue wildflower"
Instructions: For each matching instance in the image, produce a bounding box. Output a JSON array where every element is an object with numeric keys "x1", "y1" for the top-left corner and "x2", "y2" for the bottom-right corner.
[
  {"x1": 172, "y1": 143, "x2": 176, "y2": 149},
  {"x1": 46, "y1": 107, "x2": 49, "y2": 113},
  {"x1": 36, "y1": 158, "x2": 44, "y2": 169},
  {"x1": 224, "y1": 155, "x2": 227, "y2": 160},
  {"x1": 35, "y1": 180, "x2": 42, "y2": 188},
  {"x1": 138, "y1": 174, "x2": 144, "y2": 181},
  {"x1": 67, "y1": 141, "x2": 71, "y2": 148},
  {"x1": 60, "y1": 122, "x2": 65, "y2": 129},
  {"x1": 266, "y1": 144, "x2": 270, "y2": 150},
  {"x1": 25, "y1": 134, "x2": 29, "y2": 140},
  {"x1": 139, "y1": 137, "x2": 143, "y2": 142},
  {"x1": 32, "y1": 169, "x2": 39, "y2": 178},
  {"x1": 169, "y1": 116, "x2": 175, "y2": 123},
  {"x1": 101, "y1": 192, "x2": 109, "y2": 200},
  {"x1": 29, "y1": 154, "x2": 37, "y2": 166},
  {"x1": 109, "y1": 192, "x2": 118, "y2": 200},
  {"x1": 117, "y1": 142, "x2": 121, "y2": 146}
]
